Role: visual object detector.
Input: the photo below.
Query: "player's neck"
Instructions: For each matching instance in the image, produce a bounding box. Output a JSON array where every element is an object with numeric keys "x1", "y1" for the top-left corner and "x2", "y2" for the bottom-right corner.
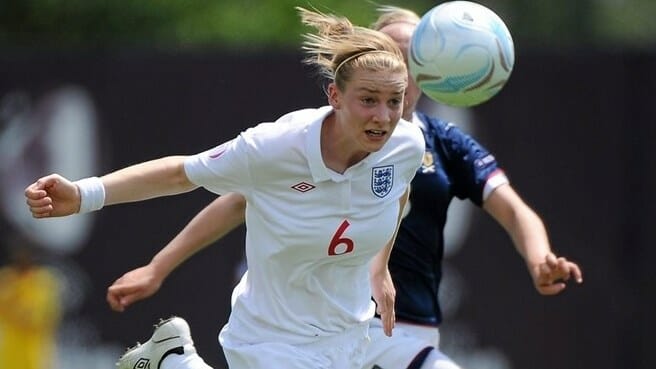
[{"x1": 320, "y1": 115, "x2": 368, "y2": 174}]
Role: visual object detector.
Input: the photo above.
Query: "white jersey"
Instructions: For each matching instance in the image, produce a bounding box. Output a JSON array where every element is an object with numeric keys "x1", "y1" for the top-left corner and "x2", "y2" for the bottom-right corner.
[{"x1": 184, "y1": 106, "x2": 424, "y2": 345}]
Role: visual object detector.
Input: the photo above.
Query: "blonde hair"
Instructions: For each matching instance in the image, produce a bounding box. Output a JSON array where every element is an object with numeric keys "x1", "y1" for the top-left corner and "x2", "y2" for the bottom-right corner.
[
  {"x1": 297, "y1": 6, "x2": 406, "y2": 91},
  {"x1": 371, "y1": 5, "x2": 421, "y2": 31}
]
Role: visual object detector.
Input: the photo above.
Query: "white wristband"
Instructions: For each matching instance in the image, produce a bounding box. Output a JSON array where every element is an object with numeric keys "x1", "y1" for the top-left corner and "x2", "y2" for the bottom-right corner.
[{"x1": 74, "y1": 177, "x2": 106, "y2": 213}]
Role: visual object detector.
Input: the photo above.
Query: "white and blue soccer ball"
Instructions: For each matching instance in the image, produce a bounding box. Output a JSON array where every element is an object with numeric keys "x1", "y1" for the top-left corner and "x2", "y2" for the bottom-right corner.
[{"x1": 409, "y1": 1, "x2": 515, "y2": 107}]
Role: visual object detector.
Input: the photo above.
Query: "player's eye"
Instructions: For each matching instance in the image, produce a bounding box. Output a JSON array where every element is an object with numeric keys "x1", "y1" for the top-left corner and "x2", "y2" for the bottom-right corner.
[{"x1": 389, "y1": 98, "x2": 402, "y2": 108}]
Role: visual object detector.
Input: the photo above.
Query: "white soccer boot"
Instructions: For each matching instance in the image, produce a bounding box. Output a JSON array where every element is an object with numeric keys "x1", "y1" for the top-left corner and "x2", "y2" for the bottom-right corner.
[{"x1": 116, "y1": 316, "x2": 196, "y2": 369}]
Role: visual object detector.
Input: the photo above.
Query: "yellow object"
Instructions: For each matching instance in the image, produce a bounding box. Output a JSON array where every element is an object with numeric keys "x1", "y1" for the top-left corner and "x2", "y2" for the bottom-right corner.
[{"x1": 0, "y1": 264, "x2": 61, "y2": 369}]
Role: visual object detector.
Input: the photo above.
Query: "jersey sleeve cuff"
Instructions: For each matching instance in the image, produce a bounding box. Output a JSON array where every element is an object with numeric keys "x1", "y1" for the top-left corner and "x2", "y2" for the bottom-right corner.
[{"x1": 482, "y1": 169, "x2": 509, "y2": 201}]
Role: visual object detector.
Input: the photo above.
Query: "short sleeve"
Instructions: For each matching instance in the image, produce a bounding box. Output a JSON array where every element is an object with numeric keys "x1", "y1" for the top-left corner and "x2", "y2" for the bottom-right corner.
[
  {"x1": 184, "y1": 134, "x2": 253, "y2": 196},
  {"x1": 433, "y1": 120, "x2": 506, "y2": 206}
]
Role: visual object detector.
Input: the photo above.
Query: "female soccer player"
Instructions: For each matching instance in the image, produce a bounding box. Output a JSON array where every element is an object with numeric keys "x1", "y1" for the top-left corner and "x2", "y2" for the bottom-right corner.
[
  {"x1": 96, "y1": 6, "x2": 584, "y2": 369},
  {"x1": 23, "y1": 7, "x2": 424, "y2": 369}
]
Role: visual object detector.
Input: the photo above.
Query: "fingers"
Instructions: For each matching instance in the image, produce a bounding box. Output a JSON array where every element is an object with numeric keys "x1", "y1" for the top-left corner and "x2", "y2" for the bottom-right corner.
[
  {"x1": 25, "y1": 197, "x2": 55, "y2": 218},
  {"x1": 106, "y1": 288, "x2": 126, "y2": 312},
  {"x1": 25, "y1": 186, "x2": 48, "y2": 201},
  {"x1": 536, "y1": 282, "x2": 566, "y2": 295},
  {"x1": 569, "y1": 262, "x2": 583, "y2": 283},
  {"x1": 106, "y1": 266, "x2": 162, "y2": 312},
  {"x1": 107, "y1": 284, "x2": 141, "y2": 312},
  {"x1": 379, "y1": 307, "x2": 396, "y2": 336},
  {"x1": 376, "y1": 297, "x2": 395, "y2": 336},
  {"x1": 106, "y1": 281, "x2": 145, "y2": 312},
  {"x1": 551, "y1": 257, "x2": 583, "y2": 283},
  {"x1": 546, "y1": 257, "x2": 571, "y2": 282},
  {"x1": 24, "y1": 175, "x2": 60, "y2": 218},
  {"x1": 535, "y1": 253, "x2": 584, "y2": 295},
  {"x1": 25, "y1": 174, "x2": 60, "y2": 195},
  {"x1": 545, "y1": 253, "x2": 558, "y2": 268}
]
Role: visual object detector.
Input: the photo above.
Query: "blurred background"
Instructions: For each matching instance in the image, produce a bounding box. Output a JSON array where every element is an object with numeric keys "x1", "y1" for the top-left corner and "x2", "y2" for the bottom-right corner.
[{"x1": 0, "y1": 1, "x2": 654, "y2": 369}]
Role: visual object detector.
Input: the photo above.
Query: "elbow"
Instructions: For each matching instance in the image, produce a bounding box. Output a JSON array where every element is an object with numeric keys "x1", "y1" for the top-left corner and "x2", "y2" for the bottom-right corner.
[{"x1": 168, "y1": 156, "x2": 197, "y2": 194}]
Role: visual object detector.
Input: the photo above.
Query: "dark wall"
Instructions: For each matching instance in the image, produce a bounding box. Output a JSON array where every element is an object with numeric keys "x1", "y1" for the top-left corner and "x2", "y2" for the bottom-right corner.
[
  {"x1": 1, "y1": 48, "x2": 653, "y2": 369},
  {"x1": 458, "y1": 49, "x2": 656, "y2": 369}
]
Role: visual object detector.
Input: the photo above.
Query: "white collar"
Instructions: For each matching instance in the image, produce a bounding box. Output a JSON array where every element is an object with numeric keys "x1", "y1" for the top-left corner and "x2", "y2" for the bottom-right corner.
[{"x1": 411, "y1": 112, "x2": 426, "y2": 131}]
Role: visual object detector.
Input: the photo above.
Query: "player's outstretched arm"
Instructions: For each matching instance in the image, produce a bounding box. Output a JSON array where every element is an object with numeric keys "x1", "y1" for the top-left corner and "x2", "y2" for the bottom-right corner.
[
  {"x1": 107, "y1": 193, "x2": 246, "y2": 312},
  {"x1": 24, "y1": 156, "x2": 197, "y2": 218},
  {"x1": 483, "y1": 184, "x2": 583, "y2": 295}
]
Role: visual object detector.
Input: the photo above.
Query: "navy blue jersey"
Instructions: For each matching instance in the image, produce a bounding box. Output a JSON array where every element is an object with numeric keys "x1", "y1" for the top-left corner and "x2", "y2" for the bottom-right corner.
[{"x1": 391, "y1": 111, "x2": 504, "y2": 326}]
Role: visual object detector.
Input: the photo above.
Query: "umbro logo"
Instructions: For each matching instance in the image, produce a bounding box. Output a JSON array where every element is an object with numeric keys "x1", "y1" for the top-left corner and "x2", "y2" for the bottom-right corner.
[
  {"x1": 291, "y1": 182, "x2": 315, "y2": 193},
  {"x1": 133, "y1": 358, "x2": 150, "y2": 369}
]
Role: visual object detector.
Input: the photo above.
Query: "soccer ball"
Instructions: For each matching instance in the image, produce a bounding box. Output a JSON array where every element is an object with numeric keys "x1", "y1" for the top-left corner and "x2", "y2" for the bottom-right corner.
[{"x1": 409, "y1": 1, "x2": 515, "y2": 107}]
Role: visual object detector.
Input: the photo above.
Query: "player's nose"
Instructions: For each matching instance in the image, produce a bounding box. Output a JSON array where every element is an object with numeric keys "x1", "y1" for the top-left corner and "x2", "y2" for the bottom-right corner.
[{"x1": 372, "y1": 105, "x2": 393, "y2": 126}]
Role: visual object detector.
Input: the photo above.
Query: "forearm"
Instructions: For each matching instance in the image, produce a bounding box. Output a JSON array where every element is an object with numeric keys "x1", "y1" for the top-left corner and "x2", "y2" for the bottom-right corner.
[
  {"x1": 506, "y1": 206, "x2": 551, "y2": 267},
  {"x1": 370, "y1": 239, "x2": 394, "y2": 277},
  {"x1": 102, "y1": 156, "x2": 196, "y2": 206},
  {"x1": 485, "y1": 184, "x2": 583, "y2": 294},
  {"x1": 149, "y1": 193, "x2": 246, "y2": 279},
  {"x1": 370, "y1": 187, "x2": 410, "y2": 276},
  {"x1": 484, "y1": 184, "x2": 552, "y2": 267}
]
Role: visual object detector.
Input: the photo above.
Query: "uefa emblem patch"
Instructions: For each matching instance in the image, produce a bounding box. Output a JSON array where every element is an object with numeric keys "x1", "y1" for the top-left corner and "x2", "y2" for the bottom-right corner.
[{"x1": 372, "y1": 165, "x2": 394, "y2": 198}]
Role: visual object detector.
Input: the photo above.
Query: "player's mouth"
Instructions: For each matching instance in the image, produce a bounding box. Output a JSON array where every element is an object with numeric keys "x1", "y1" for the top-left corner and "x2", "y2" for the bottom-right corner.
[{"x1": 365, "y1": 129, "x2": 387, "y2": 138}]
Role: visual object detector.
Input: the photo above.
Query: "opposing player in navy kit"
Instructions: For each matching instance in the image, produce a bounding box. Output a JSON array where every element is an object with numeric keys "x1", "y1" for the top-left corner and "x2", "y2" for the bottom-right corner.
[
  {"x1": 23, "y1": 7, "x2": 425, "y2": 369},
  {"x1": 362, "y1": 6, "x2": 583, "y2": 369}
]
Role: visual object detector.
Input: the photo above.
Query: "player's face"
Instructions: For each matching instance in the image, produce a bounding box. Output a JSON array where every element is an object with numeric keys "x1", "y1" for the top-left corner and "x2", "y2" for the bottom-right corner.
[
  {"x1": 379, "y1": 22, "x2": 422, "y2": 121},
  {"x1": 330, "y1": 68, "x2": 406, "y2": 154}
]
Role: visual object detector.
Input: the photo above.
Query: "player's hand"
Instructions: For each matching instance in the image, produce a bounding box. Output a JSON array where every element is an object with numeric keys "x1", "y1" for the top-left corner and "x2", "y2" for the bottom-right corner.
[
  {"x1": 24, "y1": 174, "x2": 80, "y2": 218},
  {"x1": 531, "y1": 253, "x2": 583, "y2": 295},
  {"x1": 371, "y1": 268, "x2": 396, "y2": 336},
  {"x1": 106, "y1": 264, "x2": 163, "y2": 312}
]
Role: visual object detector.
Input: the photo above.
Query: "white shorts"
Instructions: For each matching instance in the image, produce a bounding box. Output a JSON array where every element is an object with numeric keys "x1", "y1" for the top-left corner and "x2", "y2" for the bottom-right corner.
[
  {"x1": 220, "y1": 322, "x2": 370, "y2": 369},
  {"x1": 363, "y1": 318, "x2": 460, "y2": 369}
]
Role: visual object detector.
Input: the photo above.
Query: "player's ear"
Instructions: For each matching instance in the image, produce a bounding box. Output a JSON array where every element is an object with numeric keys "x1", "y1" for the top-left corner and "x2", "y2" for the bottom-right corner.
[{"x1": 327, "y1": 83, "x2": 341, "y2": 109}]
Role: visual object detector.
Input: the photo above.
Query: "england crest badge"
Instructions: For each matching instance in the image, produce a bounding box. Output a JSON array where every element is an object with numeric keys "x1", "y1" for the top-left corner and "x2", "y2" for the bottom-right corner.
[{"x1": 372, "y1": 165, "x2": 394, "y2": 198}]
